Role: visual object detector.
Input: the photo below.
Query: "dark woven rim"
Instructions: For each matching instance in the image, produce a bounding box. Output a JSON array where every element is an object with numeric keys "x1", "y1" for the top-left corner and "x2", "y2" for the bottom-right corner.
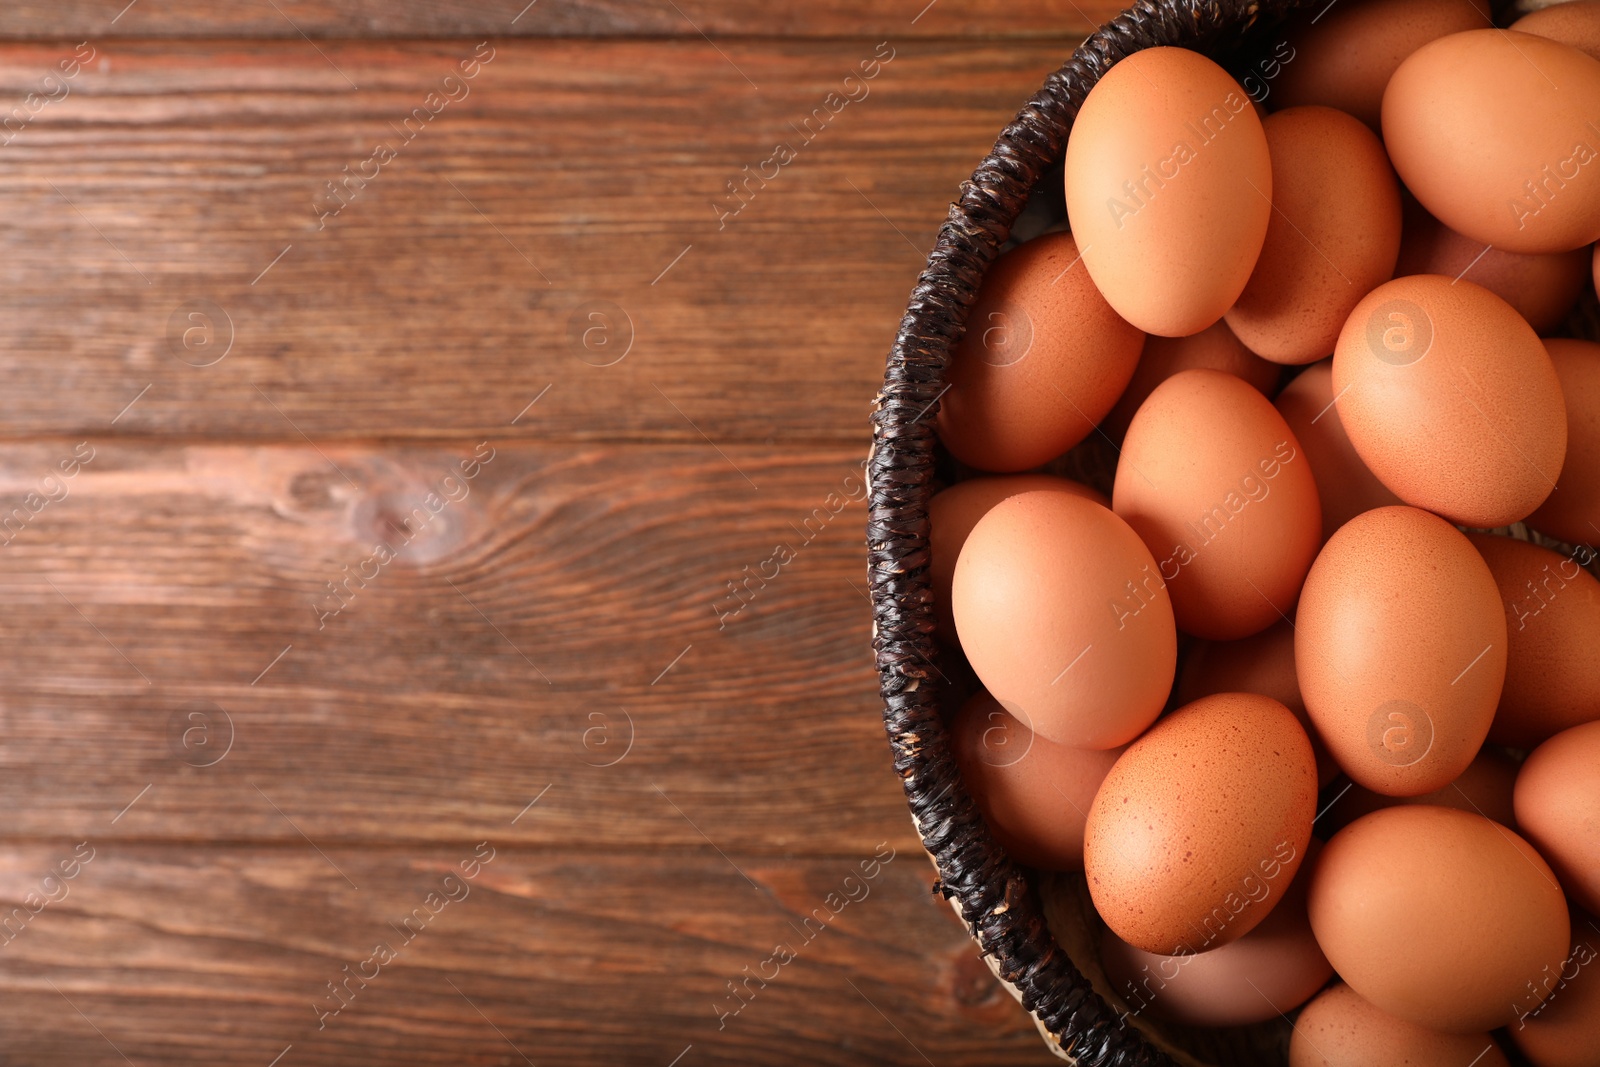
[{"x1": 866, "y1": 1, "x2": 1320, "y2": 1063}]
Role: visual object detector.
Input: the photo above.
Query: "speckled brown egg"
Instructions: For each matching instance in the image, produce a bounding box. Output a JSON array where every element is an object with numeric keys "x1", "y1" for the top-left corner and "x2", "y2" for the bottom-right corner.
[
  {"x1": 1065, "y1": 47, "x2": 1271, "y2": 337},
  {"x1": 1225, "y1": 106, "x2": 1401, "y2": 365},
  {"x1": 1114, "y1": 369, "x2": 1321, "y2": 640},
  {"x1": 1290, "y1": 983, "x2": 1511, "y2": 1067},
  {"x1": 1308, "y1": 806, "x2": 1571, "y2": 1033},
  {"x1": 1513, "y1": 922, "x2": 1600, "y2": 1067},
  {"x1": 949, "y1": 691, "x2": 1124, "y2": 871},
  {"x1": 1512, "y1": 0, "x2": 1600, "y2": 62},
  {"x1": 936, "y1": 231, "x2": 1144, "y2": 472},
  {"x1": 928, "y1": 475, "x2": 1105, "y2": 643},
  {"x1": 1296, "y1": 506, "x2": 1506, "y2": 796},
  {"x1": 1529, "y1": 339, "x2": 1600, "y2": 545},
  {"x1": 1100, "y1": 319, "x2": 1280, "y2": 441},
  {"x1": 1515, "y1": 721, "x2": 1600, "y2": 915},
  {"x1": 1083, "y1": 692, "x2": 1317, "y2": 956},
  {"x1": 1332, "y1": 275, "x2": 1567, "y2": 528},
  {"x1": 1316, "y1": 746, "x2": 1521, "y2": 836},
  {"x1": 1469, "y1": 533, "x2": 1600, "y2": 750},
  {"x1": 1274, "y1": 360, "x2": 1402, "y2": 540},
  {"x1": 1272, "y1": 0, "x2": 1492, "y2": 129}
]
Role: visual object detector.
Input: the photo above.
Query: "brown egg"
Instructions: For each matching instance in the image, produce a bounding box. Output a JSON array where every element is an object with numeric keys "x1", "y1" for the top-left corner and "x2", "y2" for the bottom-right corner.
[
  {"x1": 1296, "y1": 506, "x2": 1506, "y2": 796},
  {"x1": 1099, "y1": 839, "x2": 1332, "y2": 1026},
  {"x1": 1384, "y1": 30, "x2": 1600, "y2": 254},
  {"x1": 1272, "y1": 0, "x2": 1492, "y2": 129},
  {"x1": 928, "y1": 475, "x2": 1106, "y2": 643},
  {"x1": 1529, "y1": 339, "x2": 1600, "y2": 546},
  {"x1": 1331, "y1": 275, "x2": 1567, "y2": 528},
  {"x1": 1177, "y1": 621, "x2": 1338, "y2": 787},
  {"x1": 1395, "y1": 196, "x2": 1591, "y2": 335},
  {"x1": 949, "y1": 691, "x2": 1123, "y2": 871},
  {"x1": 1512, "y1": 0, "x2": 1600, "y2": 62},
  {"x1": 1308, "y1": 806, "x2": 1571, "y2": 1033},
  {"x1": 1113, "y1": 369, "x2": 1321, "y2": 640},
  {"x1": 1065, "y1": 47, "x2": 1271, "y2": 337},
  {"x1": 1469, "y1": 533, "x2": 1600, "y2": 750},
  {"x1": 1100, "y1": 320, "x2": 1280, "y2": 442},
  {"x1": 1084, "y1": 692, "x2": 1317, "y2": 955},
  {"x1": 1515, "y1": 721, "x2": 1600, "y2": 915},
  {"x1": 1513, "y1": 921, "x2": 1600, "y2": 1067},
  {"x1": 936, "y1": 231, "x2": 1144, "y2": 472},
  {"x1": 1291, "y1": 983, "x2": 1511, "y2": 1067},
  {"x1": 1225, "y1": 106, "x2": 1401, "y2": 365},
  {"x1": 1316, "y1": 747, "x2": 1521, "y2": 836},
  {"x1": 1274, "y1": 361, "x2": 1402, "y2": 540},
  {"x1": 952, "y1": 491, "x2": 1175, "y2": 749}
]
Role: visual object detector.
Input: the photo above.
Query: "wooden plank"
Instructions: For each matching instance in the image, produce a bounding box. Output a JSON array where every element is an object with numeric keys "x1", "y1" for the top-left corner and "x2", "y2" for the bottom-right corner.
[
  {"x1": 0, "y1": 843, "x2": 1050, "y2": 1065},
  {"x1": 0, "y1": 2, "x2": 1117, "y2": 40},
  {"x1": 0, "y1": 38, "x2": 1069, "y2": 443},
  {"x1": 0, "y1": 439, "x2": 922, "y2": 854}
]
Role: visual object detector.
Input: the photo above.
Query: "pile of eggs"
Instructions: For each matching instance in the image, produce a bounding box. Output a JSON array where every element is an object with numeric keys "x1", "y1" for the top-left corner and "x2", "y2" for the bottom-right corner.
[{"x1": 931, "y1": 1, "x2": 1600, "y2": 1063}]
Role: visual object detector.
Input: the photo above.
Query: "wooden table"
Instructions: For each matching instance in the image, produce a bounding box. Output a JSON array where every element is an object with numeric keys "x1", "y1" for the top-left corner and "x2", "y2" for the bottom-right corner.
[{"x1": 0, "y1": 3, "x2": 1121, "y2": 1062}]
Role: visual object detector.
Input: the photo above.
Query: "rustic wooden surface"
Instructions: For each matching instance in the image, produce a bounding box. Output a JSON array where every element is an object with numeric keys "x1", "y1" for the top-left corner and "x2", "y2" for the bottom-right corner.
[{"x1": 0, "y1": 5, "x2": 1081, "y2": 1064}]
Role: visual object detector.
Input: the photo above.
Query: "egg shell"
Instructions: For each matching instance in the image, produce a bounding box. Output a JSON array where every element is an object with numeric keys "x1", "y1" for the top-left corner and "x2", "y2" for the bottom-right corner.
[
  {"x1": 1274, "y1": 360, "x2": 1402, "y2": 540},
  {"x1": 949, "y1": 691, "x2": 1124, "y2": 871},
  {"x1": 1512, "y1": 920, "x2": 1600, "y2": 1067},
  {"x1": 1384, "y1": 29, "x2": 1600, "y2": 254},
  {"x1": 1331, "y1": 275, "x2": 1567, "y2": 528},
  {"x1": 1469, "y1": 533, "x2": 1600, "y2": 750},
  {"x1": 928, "y1": 475, "x2": 1106, "y2": 644},
  {"x1": 1100, "y1": 319, "x2": 1280, "y2": 442},
  {"x1": 1512, "y1": 0, "x2": 1600, "y2": 63},
  {"x1": 1395, "y1": 196, "x2": 1591, "y2": 335},
  {"x1": 1271, "y1": 0, "x2": 1492, "y2": 129},
  {"x1": 1225, "y1": 106, "x2": 1401, "y2": 365},
  {"x1": 1316, "y1": 746, "x2": 1521, "y2": 836},
  {"x1": 1296, "y1": 506, "x2": 1506, "y2": 796},
  {"x1": 1176, "y1": 621, "x2": 1338, "y2": 787},
  {"x1": 935, "y1": 231, "x2": 1144, "y2": 472},
  {"x1": 952, "y1": 490, "x2": 1175, "y2": 748},
  {"x1": 1515, "y1": 721, "x2": 1600, "y2": 915},
  {"x1": 1308, "y1": 805, "x2": 1571, "y2": 1033},
  {"x1": 1290, "y1": 983, "x2": 1511, "y2": 1067},
  {"x1": 1098, "y1": 839, "x2": 1332, "y2": 1026},
  {"x1": 1529, "y1": 339, "x2": 1600, "y2": 545},
  {"x1": 1065, "y1": 47, "x2": 1271, "y2": 337},
  {"x1": 1113, "y1": 368, "x2": 1321, "y2": 640},
  {"x1": 1083, "y1": 692, "x2": 1317, "y2": 955}
]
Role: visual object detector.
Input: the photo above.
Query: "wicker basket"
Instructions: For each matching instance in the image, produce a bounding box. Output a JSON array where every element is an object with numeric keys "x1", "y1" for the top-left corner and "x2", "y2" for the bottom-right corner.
[{"x1": 864, "y1": 0, "x2": 1557, "y2": 1062}]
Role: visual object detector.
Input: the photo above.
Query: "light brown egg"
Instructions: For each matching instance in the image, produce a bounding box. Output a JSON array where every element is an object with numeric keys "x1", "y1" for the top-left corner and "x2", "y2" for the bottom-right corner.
[
  {"x1": 1100, "y1": 319, "x2": 1280, "y2": 442},
  {"x1": 1308, "y1": 806, "x2": 1571, "y2": 1033},
  {"x1": 1113, "y1": 369, "x2": 1321, "y2": 640},
  {"x1": 1271, "y1": 0, "x2": 1492, "y2": 129},
  {"x1": 1331, "y1": 275, "x2": 1567, "y2": 528},
  {"x1": 936, "y1": 231, "x2": 1144, "y2": 472},
  {"x1": 928, "y1": 475, "x2": 1106, "y2": 643},
  {"x1": 949, "y1": 691, "x2": 1124, "y2": 872},
  {"x1": 1225, "y1": 106, "x2": 1401, "y2": 365},
  {"x1": 1529, "y1": 339, "x2": 1600, "y2": 546},
  {"x1": 1513, "y1": 921, "x2": 1600, "y2": 1067},
  {"x1": 1515, "y1": 721, "x2": 1600, "y2": 916},
  {"x1": 1512, "y1": 0, "x2": 1600, "y2": 62},
  {"x1": 1290, "y1": 983, "x2": 1511, "y2": 1067},
  {"x1": 1384, "y1": 30, "x2": 1600, "y2": 254},
  {"x1": 952, "y1": 491, "x2": 1175, "y2": 749},
  {"x1": 1395, "y1": 196, "x2": 1591, "y2": 335},
  {"x1": 1084, "y1": 692, "x2": 1317, "y2": 955},
  {"x1": 1274, "y1": 361, "x2": 1402, "y2": 540},
  {"x1": 1177, "y1": 621, "x2": 1338, "y2": 787},
  {"x1": 1099, "y1": 839, "x2": 1332, "y2": 1026},
  {"x1": 1316, "y1": 747, "x2": 1521, "y2": 836},
  {"x1": 1469, "y1": 533, "x2": 1600, "y2": 750},
  {"x1": 1296, "y1": 506, "x2": 1506, "y2": 796},
  {"x1": 1065, "y1": 47, "x2": 1271, "y2": 337}
]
